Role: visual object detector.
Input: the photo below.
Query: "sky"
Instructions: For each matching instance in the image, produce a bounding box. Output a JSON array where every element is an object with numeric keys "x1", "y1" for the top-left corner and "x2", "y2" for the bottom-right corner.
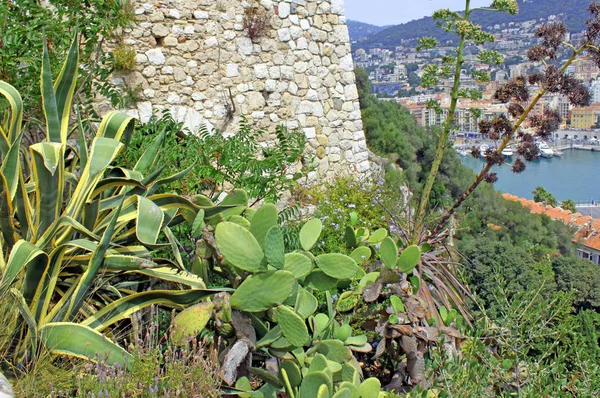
[{"x1": 344, "y1": 0, "x2": 493, "y2": 26}]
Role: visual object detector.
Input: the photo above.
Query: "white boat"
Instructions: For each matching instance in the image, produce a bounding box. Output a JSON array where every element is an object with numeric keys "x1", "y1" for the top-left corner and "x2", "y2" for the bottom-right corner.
[
  {"x1": 458, "y1": 150, "x2": 468, "y2": 157},
  {"x1": 538, "y1": 142, "x2": 554, "y2": 158},
  {"x1": 479, "y1": 144, "x2": 489, "y2": 158},
  {"x1": 553, "y1": 150, "x2": 563, "y2": 157},
  {"x1": 501, "y1": 147, "x2": 513, "y2": 157}
]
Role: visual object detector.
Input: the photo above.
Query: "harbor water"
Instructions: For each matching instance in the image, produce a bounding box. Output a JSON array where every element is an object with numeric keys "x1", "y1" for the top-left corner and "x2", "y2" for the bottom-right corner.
[{"x1": 461, "y1": 148, "x2": 600, "y2": 202}]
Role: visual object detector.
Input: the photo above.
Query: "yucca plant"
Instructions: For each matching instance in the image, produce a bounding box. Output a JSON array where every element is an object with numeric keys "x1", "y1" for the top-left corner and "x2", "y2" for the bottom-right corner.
[{"x1": 0, "y1": 35, "x2": 231, "y2": 369}]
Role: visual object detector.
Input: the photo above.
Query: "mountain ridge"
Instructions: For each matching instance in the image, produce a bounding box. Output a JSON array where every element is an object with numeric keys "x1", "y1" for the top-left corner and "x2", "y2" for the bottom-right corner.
[
  {"x1": 347, "y1": 20, "x2": 388, "y2": 41},
  {"x1": 353, "y1": 0, "x2": 593, "y2": 49}
]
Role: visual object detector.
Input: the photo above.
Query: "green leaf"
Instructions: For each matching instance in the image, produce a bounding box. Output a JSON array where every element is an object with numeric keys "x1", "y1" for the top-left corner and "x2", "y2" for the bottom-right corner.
[
  {"x1": 379, "y1": 237, "x2": 398, "y2": 270},
  {"x1": 276, "y1": 305, "x2": 309, "y2": 347},
  {"x1": 333, "y1": 324, "x2": 352, "y2": 341},
  {"x1": 40, "y1": 322, "x2": 133, "y2": 367},
  {"x1": 410, "y1": 275, "x2": 420, "y2": 293},
  {"x1": 299, "y1": 218, "x2": 322, "y2": 251},
  {"x1": 215, "y1": 221, "x2": 265, "y2": 273},
  {"x1": 280, "y1": 361, "x2": 302, "y2": 388},
  {"x1": 171, "y1": 302, "x2": 214, "y2": 345},
  {"x1": 315, "y1": 339, "x2": 352, "y2": 362},
  {"x1": 344, "y1": 226, "x2": 357, "y2": 248},
  {"x1": 349, "y1": 246, "x2": 371, "y2": 265},
  {"x1": 397, "y1": 245, "x2": 421, "y2": 273},
  {"x1": 250, "y1": 203, "x2": 278, "y2": 248},
  {"x1": 283, "y1": 252, "x2": 313, "y2": 278},
  {"x1": 295, "y1": 288, "x2": 318, "y2": 318},
  {"x1": 82, "y1": 289, "x2": 216, "y2": 331},
  {"x1": 304, "y1": 270, "x2": 337, "y2": 291},
  {"x1": 356, "y1": 377, "x2": 381, "y2": 398},
  {"x1": 349, "y1": 211, "x2": 358, "y2": 226},
  {"x1": 136, "y1": 196, "x2": 164, "y2": 245},
  {"x1": 265, "y1": 226, "x2": 285, "y2": 269},
  {"x1": 299, "y1": 371, "x2": 332, "y2": 398},
  {"x1": 315, "y1": 254, "x2": 358, "y2": 280},
  {"x1": 368, "y1": 228, "x2": 387, "y2": 244},
  {"x1": 191, "y1": 209, "x2": 205, "y2": 238},
  {"x1": 231, "y1": 270, "x2": 295, "y2": 312},
  {"x1": 390, "y1": 295, "x2": 405, "y2": 313}
]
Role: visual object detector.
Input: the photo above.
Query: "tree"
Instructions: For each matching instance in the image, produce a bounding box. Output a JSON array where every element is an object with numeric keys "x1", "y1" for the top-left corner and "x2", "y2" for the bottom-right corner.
[
  {"x1": 458, "y1": 238, "x2": 556, "y2": 314},
  {"x1": 561, "y1": 198, "x2": 577, "y2": 213},
  {"x1": 533, "y1": 186, "x2": 558, "y2": 207},
  {"x1": 552, "y1": 256, "x2": 600, "y2": 309}
]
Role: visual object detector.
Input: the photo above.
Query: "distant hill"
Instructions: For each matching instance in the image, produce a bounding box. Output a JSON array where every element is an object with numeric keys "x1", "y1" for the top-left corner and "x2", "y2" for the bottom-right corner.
[
  {"x1": 347, "y1": 20, "x2": 388, "y2": 41},
  {"x1": 355, "y1": 0, "x2": 593, "y2": 49}
]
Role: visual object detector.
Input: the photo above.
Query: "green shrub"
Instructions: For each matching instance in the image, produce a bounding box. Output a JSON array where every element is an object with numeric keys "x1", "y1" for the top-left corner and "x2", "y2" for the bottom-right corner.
[
  {"x1": 423, "y1": 279, "x2": 600, "y2": 397},
  {"x1": 299, "y1": 176, "x2": 389, "y2": 253},
  {"x1": 125, "y1": 112, "x2": 309, "y2": 203},
  {"x1": 111, "y1": 42, "x2": 137, "y2": 71}
]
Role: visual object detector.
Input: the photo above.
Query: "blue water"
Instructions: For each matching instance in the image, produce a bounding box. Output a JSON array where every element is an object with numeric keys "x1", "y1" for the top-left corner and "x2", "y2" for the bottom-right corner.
[{"x1": 461, "y1": 149, "x2": 600, "y2": 201}]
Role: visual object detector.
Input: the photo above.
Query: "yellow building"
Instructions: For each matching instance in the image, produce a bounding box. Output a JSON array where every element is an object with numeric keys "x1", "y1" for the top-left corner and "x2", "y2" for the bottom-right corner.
[{"x1": 571, "y1": 106, "x2": 596, "y2": 129}]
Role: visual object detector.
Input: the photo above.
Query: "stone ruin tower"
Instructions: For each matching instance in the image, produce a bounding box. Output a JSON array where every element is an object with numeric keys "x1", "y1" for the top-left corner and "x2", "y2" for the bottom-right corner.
[{"x1": 111, "y1": 0, "x2": 371, "y2": 180}]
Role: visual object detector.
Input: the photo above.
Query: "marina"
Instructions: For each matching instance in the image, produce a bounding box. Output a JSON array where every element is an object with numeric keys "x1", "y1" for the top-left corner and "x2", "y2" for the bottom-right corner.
[{"x1": 461, "y1": 147, "x2": 600, "y2": 202}]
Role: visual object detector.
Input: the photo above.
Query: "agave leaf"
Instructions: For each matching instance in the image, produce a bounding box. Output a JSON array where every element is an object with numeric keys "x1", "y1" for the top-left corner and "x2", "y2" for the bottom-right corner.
[
  {"x1": 136, "y1": 196, "x2": 164, "y2": 246},
  {"x1": 53, "y1": 33, "x2": 79, "y2": 144},
  {"x1": 82, "y1": 289, "x2": 217, "y2": 331},
  {"x1": 134, "y1": 130, "x2": 165, "y2": 174},
  {"x1": 0, "y1": 172, "x2": 17, "y2": 249},
  {"x1": 0, "y1": 81, "x2": 23, "y2": 147},
  {"x1": 61, "y1": 197, "x2": 124, "y2": 322},
  {"x1": 41, "y1": 38, "x2": 61, "y2": 143},
  {"x1": 96, "y1": 111, "x2": 136, "y2": 143},
  {"x1": 0, "y1": 240, "x2": 48, "y2": 298},
  {"x1": 40, "y1": 322, "x2": 133, "y2": 367},
  {"x1": 126, "y1": 267, "x2": 206, "y2": 289},
  {"x1": 30, "y1": 142, "x2": 65, "y2": 239}
]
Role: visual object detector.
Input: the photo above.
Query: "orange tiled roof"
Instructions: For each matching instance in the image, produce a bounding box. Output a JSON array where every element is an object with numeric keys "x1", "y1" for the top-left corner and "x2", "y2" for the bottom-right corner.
[{"x1": 501, "y1": 193, "x2": 600, "y2": 251}]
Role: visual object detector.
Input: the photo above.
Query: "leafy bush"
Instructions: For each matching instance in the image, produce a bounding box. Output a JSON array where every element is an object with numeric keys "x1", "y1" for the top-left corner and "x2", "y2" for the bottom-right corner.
[
  {"x1": 424, "y1": 279, "x2": 600, "y2": 397},
  {"x1": 299, "y1": 176, "x2": 389, "y2": 253},
  {"x1": 125, "y1": 112, "x2": 308, "y2": 203},
  {"x1": 0, "y1": 0, "x2": 134, "y2": 124},
  {"x1": 111, "y1": 42, "x2": 137, "y2": 72}
]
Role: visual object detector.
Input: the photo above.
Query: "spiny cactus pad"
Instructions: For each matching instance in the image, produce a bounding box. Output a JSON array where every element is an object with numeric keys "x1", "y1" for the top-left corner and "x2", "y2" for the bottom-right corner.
[
  {"x1": 230, "y1": 270, "x2": 295, "y2": 312},
  {"x1": 283, "y1": 252, "x2": 313, "y2": 278},
  {"x1": 265, "y1": 226, "x2": 285, "y2": 269},
  {"x1": 315, "y1": 253, "x2": 358, "y2": 280},
  {"x1": 250, "y1": 203, "x2": 278, "y2": 248},
  {"x1": 276, "y1": 304, "x2": 309, "y2": 347},
  {"x1": 397, "y1": 244, "x2": 421, "y2": 273},
  {"x1": 215, "y1": 221, "x2": 265, "y2": 273},
  {"x1": 379, "y1": 236, "x2": 398, "y2": 270},
  {"x1": 299, "y1": 218, "x2": 322, "y2": 250}
]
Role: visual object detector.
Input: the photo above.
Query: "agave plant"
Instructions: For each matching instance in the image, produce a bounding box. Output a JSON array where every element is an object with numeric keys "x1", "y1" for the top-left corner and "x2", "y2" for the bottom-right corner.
[{"x1": 0, "y1": 36, "x2": 232, "y2": 368}]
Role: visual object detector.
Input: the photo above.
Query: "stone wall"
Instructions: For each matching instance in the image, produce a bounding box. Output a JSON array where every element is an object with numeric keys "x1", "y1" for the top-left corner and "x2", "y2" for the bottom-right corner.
[{"x1": 109, "y1": 0, "x2": 370, "y2": 180}]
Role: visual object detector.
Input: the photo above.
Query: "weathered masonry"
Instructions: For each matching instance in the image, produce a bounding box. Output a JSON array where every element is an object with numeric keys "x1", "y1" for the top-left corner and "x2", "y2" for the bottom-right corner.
[{"x1": 109, "y1": 0, "x2": 371, "y2": 180}]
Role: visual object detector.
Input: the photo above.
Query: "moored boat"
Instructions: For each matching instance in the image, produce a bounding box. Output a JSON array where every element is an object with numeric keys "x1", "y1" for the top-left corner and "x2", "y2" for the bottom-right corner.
[
  {"x1": 479, "y1": 144, "x2": 489, "y2": 157},
  {"x1": 538, "y1": 142, "x2": 554, "y2": 158},
  {"x1": 501, "y1": 147, "x2": 513, "y2": 157}
]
